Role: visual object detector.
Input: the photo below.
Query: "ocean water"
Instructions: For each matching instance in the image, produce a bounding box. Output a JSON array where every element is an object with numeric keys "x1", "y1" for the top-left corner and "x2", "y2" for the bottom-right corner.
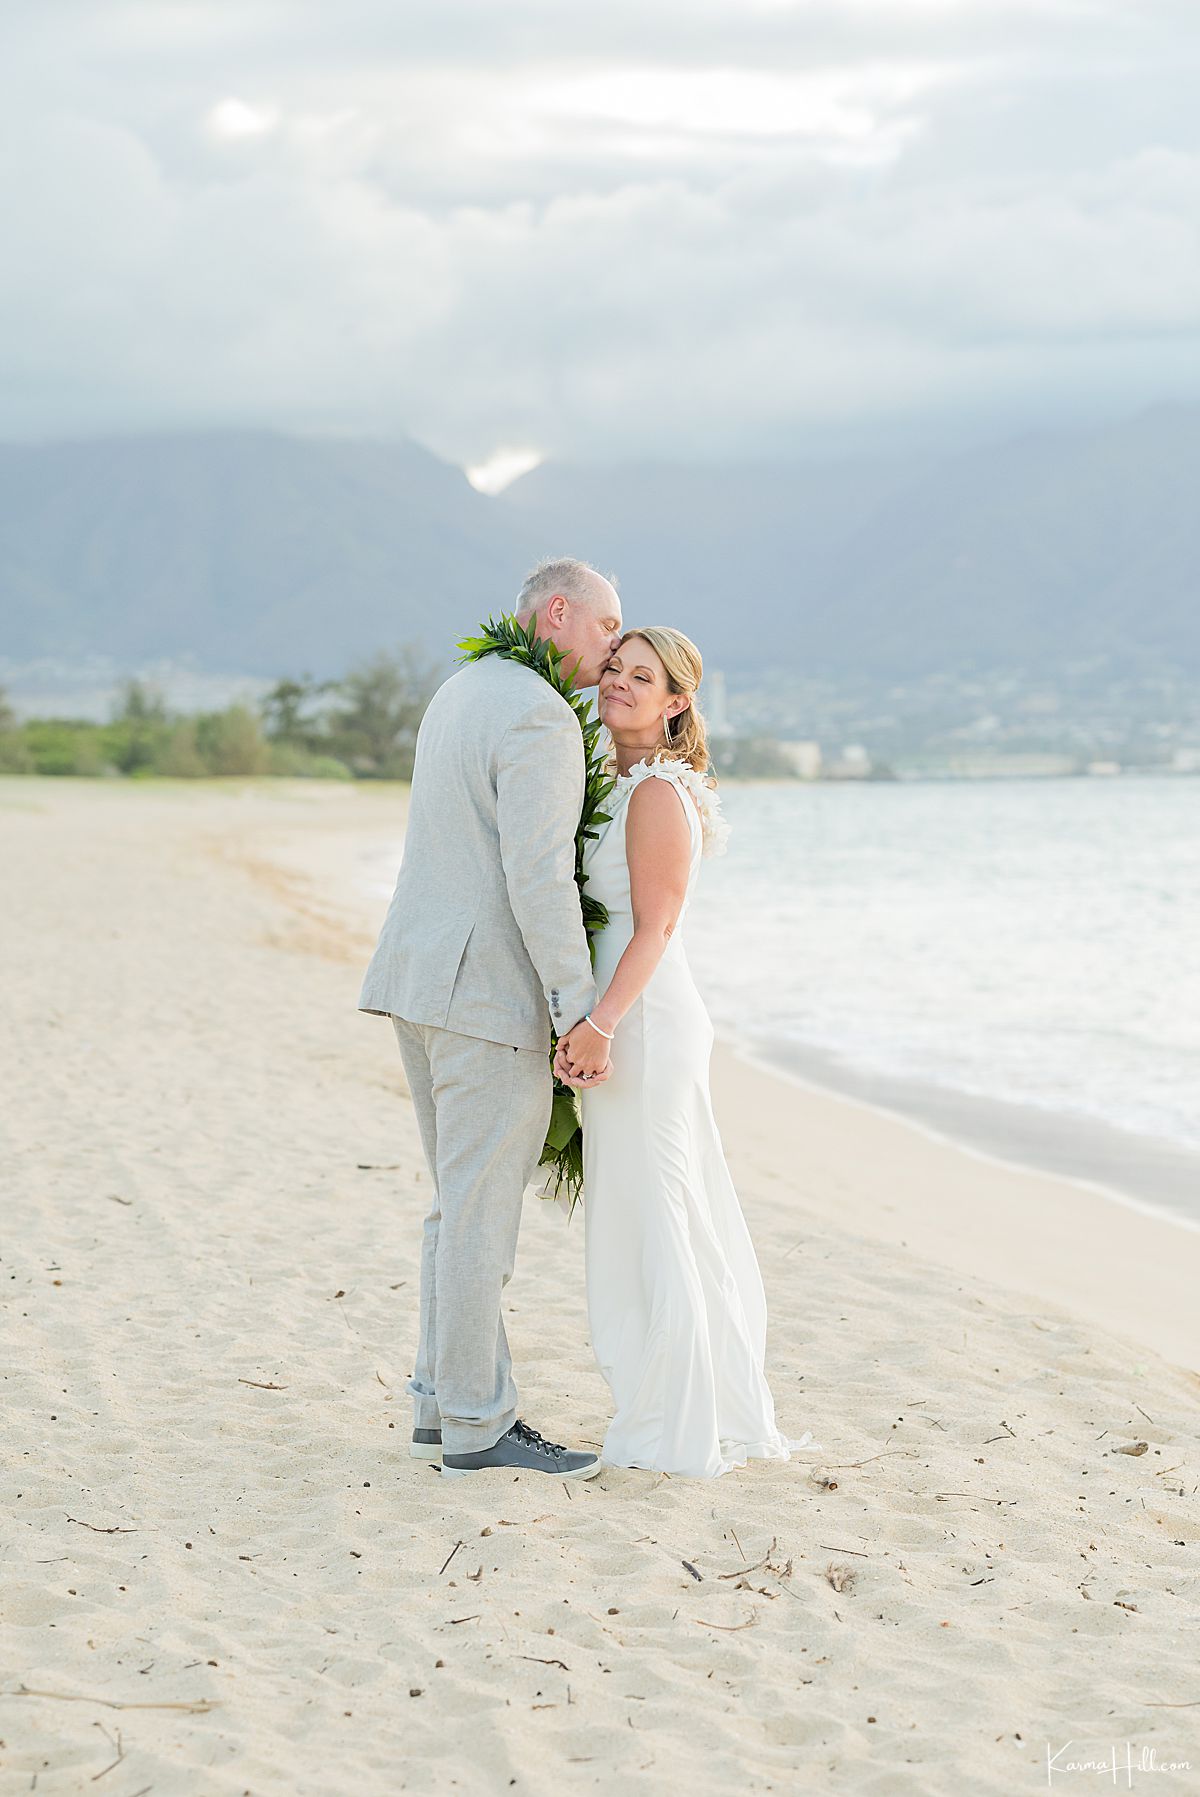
[
  {"x1": 366, "y1": 774, "x2": 1200, "y2": 1226},
  {"x1": 683, "y1": 775, "x2": 1200, "y2": 1226}
]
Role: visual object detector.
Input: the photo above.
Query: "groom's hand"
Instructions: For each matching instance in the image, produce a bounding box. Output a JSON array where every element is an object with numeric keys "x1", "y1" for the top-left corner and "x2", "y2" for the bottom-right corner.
[
  {"x1": 554, "y1": 1042, "x2": 612, "y2": 1087},
  {"x1": 555, "y1": 1052, "x2": 612, "y2": 1089}
]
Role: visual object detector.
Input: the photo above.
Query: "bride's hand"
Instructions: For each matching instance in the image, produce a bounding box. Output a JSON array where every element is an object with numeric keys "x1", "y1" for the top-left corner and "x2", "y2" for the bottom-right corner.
[{"x1": 555, "y1": 1023, "x2": 612, "y2": 1087}]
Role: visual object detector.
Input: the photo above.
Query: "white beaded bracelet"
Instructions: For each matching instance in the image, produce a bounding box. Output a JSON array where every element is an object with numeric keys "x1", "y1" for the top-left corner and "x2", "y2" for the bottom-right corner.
[{"x1": 582, "y1": 1013, "x2": 615, "y2": 1040}]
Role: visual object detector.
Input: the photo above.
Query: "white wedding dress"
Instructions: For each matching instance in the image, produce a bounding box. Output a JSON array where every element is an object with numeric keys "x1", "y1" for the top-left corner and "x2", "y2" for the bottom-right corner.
[{"x1": 578, "y1": 755, "x2": 820, "y2": 1478}]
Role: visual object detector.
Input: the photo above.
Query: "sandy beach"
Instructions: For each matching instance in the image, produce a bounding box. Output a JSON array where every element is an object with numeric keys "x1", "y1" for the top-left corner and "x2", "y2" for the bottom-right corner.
[{"x1": 3, "y1": 776, "x2": 1199, "y2": 1796}]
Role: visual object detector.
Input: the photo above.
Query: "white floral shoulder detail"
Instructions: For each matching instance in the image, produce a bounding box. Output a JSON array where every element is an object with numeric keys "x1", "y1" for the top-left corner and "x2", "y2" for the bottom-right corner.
[{"x1": 613, "y1": 756, "x2": 731, "y2": 858}]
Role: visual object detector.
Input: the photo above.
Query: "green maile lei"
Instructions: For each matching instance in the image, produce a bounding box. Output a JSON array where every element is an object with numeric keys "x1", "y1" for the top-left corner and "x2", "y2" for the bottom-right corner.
[{"x1": 456, "y1": 612, "x2": 615, "y2": 1214}]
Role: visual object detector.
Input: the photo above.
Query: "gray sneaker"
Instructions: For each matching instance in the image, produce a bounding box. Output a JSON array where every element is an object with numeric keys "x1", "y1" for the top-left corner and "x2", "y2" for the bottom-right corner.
[
  {"x1": 411, "y1": 1426, "x2": 442, "y2": 1462},
  {"x1": 441, "y1": 1418, "x2": 602, "y2": 1481}
]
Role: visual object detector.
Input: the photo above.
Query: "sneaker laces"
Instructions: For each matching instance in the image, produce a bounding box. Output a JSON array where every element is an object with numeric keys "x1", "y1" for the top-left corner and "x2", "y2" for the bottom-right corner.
[{"x1": 511, "y1": 1418, "x2": 566, "y2": 1462}]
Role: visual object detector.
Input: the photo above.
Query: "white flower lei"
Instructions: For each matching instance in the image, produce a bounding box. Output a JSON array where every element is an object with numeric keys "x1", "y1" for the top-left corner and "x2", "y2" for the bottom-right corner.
[{"x1": 612, "y1": 754, "x2": 731, "y2": 858}]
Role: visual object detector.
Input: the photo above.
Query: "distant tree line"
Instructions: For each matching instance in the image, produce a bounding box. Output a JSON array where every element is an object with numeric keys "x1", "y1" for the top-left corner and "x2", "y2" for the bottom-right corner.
[
  {"x1": 0, "y1": 653, "x2": 818, "y2": 785},
  {"x1": 0, "y1": 647, "x2": 440, "y2": 781}
]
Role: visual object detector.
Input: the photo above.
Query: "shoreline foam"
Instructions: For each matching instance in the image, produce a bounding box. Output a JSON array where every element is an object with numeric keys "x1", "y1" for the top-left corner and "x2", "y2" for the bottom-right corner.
[{"x1": 730, "y1": 1030, "x2": 1200, "y2": 1237}]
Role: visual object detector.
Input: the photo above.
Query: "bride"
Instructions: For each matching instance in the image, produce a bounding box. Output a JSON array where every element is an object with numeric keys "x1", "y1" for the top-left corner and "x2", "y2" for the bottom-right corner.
[{"x1": 554, "y1": 626, "x2": 820, "y2": 1478}]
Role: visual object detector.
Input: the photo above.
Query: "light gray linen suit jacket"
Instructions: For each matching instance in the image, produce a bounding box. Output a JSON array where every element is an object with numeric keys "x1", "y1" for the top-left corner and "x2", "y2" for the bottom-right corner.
[{"x1": 358, "y1": 654, "x2": 598, "y2": 1053}]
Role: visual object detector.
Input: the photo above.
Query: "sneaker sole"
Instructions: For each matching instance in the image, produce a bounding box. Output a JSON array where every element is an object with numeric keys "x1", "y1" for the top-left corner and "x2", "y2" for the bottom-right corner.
[
  {"x1": 440, "y1": 1457, "x2": 603, "y2": 1482},
  {"x1": 410, "y1": 1440, "x2": 443, "y2": 1462}
]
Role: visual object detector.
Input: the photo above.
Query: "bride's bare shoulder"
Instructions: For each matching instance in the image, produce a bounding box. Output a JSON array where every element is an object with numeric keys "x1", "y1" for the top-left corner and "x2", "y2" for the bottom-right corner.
[{"x1": 623, "y1": 759, "x2": 730, "y2": 858}]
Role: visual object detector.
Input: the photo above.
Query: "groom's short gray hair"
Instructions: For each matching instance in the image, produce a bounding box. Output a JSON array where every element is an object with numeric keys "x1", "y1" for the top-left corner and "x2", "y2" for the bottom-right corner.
[{"x1": 515, "y1": 556, "x2": 616, "y2": 621}]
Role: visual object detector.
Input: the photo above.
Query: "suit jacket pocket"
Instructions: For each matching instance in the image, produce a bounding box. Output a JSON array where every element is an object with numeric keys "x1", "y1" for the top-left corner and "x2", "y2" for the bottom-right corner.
[{"x1": 422, "y1": 909, "x2": 478, "y2": 1026}]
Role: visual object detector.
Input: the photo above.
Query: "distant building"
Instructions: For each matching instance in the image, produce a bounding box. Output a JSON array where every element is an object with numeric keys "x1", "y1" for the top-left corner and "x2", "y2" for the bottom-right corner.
[
  {"x1": 827, "y1": 742, "x2": 872, "y2": 779},
  {"x1": 776, "y1": 738, "x2": 823, "y2": 779},
  {"x1": 702, "y1": 669, "x2": 735, "y2": 739}
]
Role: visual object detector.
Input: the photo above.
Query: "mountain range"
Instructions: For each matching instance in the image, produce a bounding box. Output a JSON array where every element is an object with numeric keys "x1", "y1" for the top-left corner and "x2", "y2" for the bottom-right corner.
[{"x1": 2, "y1": 404, "x2": 1197, "y2": 685}]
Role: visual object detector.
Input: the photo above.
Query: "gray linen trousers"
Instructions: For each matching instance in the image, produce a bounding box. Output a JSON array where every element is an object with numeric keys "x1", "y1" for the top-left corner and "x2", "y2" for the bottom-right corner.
[{"x1": 358, "y1": 654, "x2": 598, "y2": 1455}]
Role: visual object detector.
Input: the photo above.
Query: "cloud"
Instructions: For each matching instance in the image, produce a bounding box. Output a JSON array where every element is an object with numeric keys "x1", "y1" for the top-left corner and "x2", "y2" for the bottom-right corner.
[
  {"x1": 0, "y1": 0, "x2": 1198, "y2": 464},
  {"x1": 465, "y1": 447, "x2": 545, "y2": 494},
  {"x1": 206, "y1": 98, "x2": 280, "y2": 140}
]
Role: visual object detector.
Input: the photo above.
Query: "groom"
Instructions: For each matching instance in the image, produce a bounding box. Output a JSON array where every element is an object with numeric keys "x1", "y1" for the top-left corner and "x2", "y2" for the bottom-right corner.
[{"x1": 359, "y1": 557, "x2": 623, "y2": 1480}]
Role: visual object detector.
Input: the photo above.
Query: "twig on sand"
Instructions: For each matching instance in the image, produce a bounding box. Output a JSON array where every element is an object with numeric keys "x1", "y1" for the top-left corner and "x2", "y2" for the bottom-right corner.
[
  {"x1": 719, "y1": 1534, "x2": 781, "y2": 1580},
  {"x1": 694, "y1": 1611, "x2": 759, "y2": 1632},
  {"x1": 518, "y1": 1655, "x2": 570, "y2": 1670},
  {"x1": 90, "y1": 1721, "x2": 124, "y2": 1781},
  {"x1": 67, "y1": 1517, "x2": 138, "y2": 1535},
  {"x1": 237, "y1": 1379, "x2": 287, "y2": 1391},
  {"x1": 439, "y1": 1540, "x2": 465, "y2": 1577},
  {"x1": 821, "y1": 1448, "x2": 915, "y2": 1470},
  {"x1": 719, "y1": 1554, "x2": 768, "y2": 1580},
  {"x1": 717, "y1": 1536, "x2": 802, "y2": 1602},
  {"x1": 9, "y1": 1685, "x2": 216, "y2": 1714}
]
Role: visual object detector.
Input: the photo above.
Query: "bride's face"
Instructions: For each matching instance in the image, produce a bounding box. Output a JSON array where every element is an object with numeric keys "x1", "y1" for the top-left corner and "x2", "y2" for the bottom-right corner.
[{"x1": 598, "y1": 635, "x2": 689, "y2": 740}]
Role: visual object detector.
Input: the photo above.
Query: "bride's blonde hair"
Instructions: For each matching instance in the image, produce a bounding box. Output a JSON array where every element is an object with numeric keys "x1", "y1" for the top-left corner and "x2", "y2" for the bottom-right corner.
[{"x1": 607, "y1": 626, "x2": 714, "y2": 779}]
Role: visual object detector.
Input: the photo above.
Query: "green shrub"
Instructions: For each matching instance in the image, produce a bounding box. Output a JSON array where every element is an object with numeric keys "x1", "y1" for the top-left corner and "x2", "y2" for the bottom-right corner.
[
  {"x1": 194, "y1": 704, "x2": 271, "y2": 776},
  {"x1": 0, "y1": 734, "x2": 33, "y2": 773},
  {"x1": 157, "y1": 720, "x2": 208, "y2": 777},
  {"x1": 104, "y1": 680, "x2": 171, "y2": 773},
  {"x1": 22, "y1": 719, "x2": 110, "y2": 776},
  {"x1": 268, "y1": 742, "x2": 353, "y2": 779}
]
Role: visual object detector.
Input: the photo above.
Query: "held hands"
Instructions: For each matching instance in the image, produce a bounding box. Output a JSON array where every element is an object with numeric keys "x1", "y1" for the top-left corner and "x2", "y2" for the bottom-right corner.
[{"x1": 554, "y1": 1015, "x2": 614, "y2": 1088}]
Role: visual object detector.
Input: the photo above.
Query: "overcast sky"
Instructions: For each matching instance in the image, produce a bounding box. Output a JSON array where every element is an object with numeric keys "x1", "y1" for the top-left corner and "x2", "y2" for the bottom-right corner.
[{"x1": 4, "y1": 0, "x2": 1199, "y2": 478}]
